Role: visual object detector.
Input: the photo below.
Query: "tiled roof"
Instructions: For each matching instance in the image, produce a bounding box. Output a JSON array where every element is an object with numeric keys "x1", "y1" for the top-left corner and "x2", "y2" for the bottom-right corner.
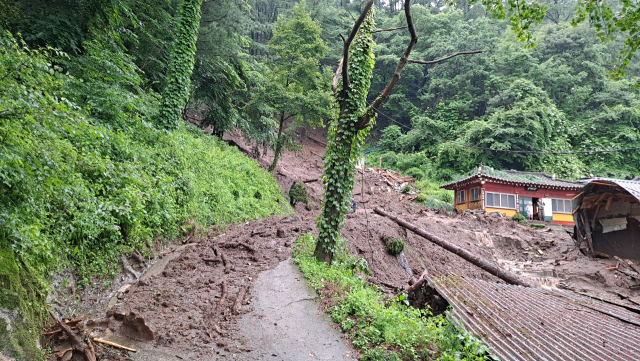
[
  {"x1": 428, "y1": 275, "x2": 640, "y2": 361},
  {"x1": 580, "y1": 178, "x2": 640, "y2": 203},
  {"x1": 441, "y1": 167, "x2": 582, "y2": 190}
]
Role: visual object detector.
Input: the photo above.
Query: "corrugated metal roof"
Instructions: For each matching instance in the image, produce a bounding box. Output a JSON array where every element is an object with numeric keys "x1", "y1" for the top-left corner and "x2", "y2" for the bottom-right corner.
[
  {"x1": 441, "y1": 168, "x2": 582, "y2": 190},
  {"x1": 428, "y1": 275, "x2": 640, "y2": 361},
  {"x1": 582, "y1": 178, "x2": 640, "y2": 203}
]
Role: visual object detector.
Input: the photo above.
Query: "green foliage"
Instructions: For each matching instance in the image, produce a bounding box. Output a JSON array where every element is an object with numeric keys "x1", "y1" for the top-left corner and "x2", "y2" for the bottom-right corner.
[
  {"x1": 512, "y1": 213, "x2": 528, "y2": 225},
  {"x1": 0, "y1": 240, "x2": 47, "y2": 360},
  {"x1": 316, "y1": 8, "x2": 377, "y2": 262},
  {"x1": 385, "y1": 237, "x2": 405, "y2": 256},
  {"x1": 293, "y1": 233, "x2": 492, "y2": 360},
  {"x1": 263, "y1": 0, "x2": 332, "y2": 171},
  {"x1": 290, "y1": 184, "x2": 309, "y2": 204},
  {"x1": 530, "y1": 223, "x2": 546, "y2": 228},
  {"x1": 0, "y1": 30, "x2": 286, "y2": 291},
  {"x1": 157, "y1": 0, "x2": 203, "y2": 129}
]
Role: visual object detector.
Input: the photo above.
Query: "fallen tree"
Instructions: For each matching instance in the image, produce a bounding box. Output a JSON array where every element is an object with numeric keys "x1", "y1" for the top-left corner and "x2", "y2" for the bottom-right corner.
[{"x1": 373, "y1": 207, "x2": 536, "y2": 288}]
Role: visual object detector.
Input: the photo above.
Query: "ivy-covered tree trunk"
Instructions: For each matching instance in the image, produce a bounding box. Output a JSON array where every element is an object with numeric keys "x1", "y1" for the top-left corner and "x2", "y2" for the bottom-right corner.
[
  {"x1": 157, "y1": 0, "x2": 203, "y2": 129},
  {"x1": 315, "y1": 0, "x2": 420, "y2": 263},
  {"x1": 315, "y1": 8, "x2": 377, "y2": 263},
  {"x1": 268, "y1": 112, "x2": 286, "y2": 172}
]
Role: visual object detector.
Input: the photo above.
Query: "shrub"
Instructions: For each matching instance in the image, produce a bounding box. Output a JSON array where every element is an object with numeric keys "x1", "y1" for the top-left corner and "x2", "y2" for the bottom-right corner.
[
  {"x1": 386, "y1": 237, "x2": 405, "y2": 255},
  {"x1": 290, "y1": 183, "x2": 309, "y2": 204},
  {"x1": 416, "y1": 193, "x2": 427, "y2": 202},
  {"x1": 512, "y1": 213, "x2": 528, "y2": 225},
  {"x1": 402, "y1": 186, "x2": 411, "y2": 193},
  {"x1": 405, "y1": 167, "x2": 424, "y2": 179}
]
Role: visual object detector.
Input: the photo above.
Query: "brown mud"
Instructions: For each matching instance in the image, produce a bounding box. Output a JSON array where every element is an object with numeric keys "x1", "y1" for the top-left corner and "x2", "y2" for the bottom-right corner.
[{"x1": 46, "y1": 125, "x2": 640, "y2": 360}]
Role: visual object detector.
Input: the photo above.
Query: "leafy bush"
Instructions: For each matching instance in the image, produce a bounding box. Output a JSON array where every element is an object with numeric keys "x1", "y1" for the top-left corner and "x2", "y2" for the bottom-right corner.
[
  {"x1": 512, "y1": 213, "x2": 528, "y2": 225},
  {"x1": 292, "y1": 234, "x2": 492, "y2": 361},
  {"x1": 290, "y1": 183, "x2": 309, "y2": 204},
  {"x1": 405, "y1": 167, "x2": 424, "y2": 179},
  {"x1": 385, "y1": 237, "x2": 405, "y2": 256},
  {"x1": 402, "y1": 186, "x2": 411, "y2": 193}
]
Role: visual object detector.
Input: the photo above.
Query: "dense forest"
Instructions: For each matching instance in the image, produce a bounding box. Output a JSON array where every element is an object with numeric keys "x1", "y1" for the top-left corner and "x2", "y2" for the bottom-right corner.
[{"x1": 2, "y1": 0, "x2": 640, "y2": 358}]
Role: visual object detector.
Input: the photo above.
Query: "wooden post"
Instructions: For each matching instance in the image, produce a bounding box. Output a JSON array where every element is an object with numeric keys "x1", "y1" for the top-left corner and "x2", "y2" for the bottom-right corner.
[
  {"x1": 582, "y1": 209, "x2": 594, "y2": 252},
  {"x1": 379, "y1": 157, "x2": 382, "y2": 168},
  {"x1": 374, "y1": 207, "x2": 536, "y2": 287}
]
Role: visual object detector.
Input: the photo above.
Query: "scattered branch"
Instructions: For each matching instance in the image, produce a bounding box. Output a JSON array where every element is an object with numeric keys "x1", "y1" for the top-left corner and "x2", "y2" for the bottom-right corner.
[
  {"x1": 372, "y1": 26, "x2": 408, "y2": 33},
  {"x1": 407, "y1": 50, "x2": 486, "y2": 65}
]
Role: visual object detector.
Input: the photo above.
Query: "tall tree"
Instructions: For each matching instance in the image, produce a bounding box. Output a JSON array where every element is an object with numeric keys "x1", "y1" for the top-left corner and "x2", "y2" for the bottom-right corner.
[
  {"x1": 157, "y1": 0, "x2": 203, "y2": 129},
  {"x1": 263, "y1": 0, "x2": 333, "y2": 172}
]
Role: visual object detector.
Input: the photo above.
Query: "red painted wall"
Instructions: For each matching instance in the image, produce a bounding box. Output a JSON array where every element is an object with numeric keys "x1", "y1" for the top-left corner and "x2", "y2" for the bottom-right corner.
[{"x1": 483, "y1": 183, "x2": 575, "y2": 199}]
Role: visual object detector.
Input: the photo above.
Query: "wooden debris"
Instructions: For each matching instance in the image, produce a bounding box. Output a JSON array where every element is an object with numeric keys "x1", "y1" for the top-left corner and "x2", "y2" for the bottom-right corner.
[
  {"x1": 232, "y1": 285, "x2": 248, "y2": 315},
  {"x1": 92, "y1": 338, "x2": 137, "y2": 352},
  {"x1": 221, "y1": 252, "x2": 233, "y2": 273},
  {"x1": 46, "y1": 306, "x2": 96, "y2": 361},
  {"x1": 202, "y1": 258, "x2": 221, "y2": 263}
]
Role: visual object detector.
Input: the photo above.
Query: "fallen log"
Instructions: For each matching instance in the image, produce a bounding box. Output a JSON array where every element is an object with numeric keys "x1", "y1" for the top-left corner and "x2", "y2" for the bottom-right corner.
[
  {"x1": 92, "y1": 338, "x2": 137, "y2": 352},
  {"x1": 374, "y1": 207, "x2": 536, "y2": 288},
  {"x1": 232, "y1": 285, "x2": 248, "y2": 315}
]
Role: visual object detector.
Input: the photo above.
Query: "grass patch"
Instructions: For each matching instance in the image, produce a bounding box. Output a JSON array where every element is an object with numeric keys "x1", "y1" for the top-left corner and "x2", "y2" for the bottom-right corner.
[{"x1": 292, "y1": 233, "x2": 492, "y2": 360}]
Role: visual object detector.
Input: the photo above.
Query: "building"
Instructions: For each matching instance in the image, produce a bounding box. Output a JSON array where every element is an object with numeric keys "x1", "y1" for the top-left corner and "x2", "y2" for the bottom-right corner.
[
  {"x1": 440, "y1": 167, "x2": 582, "y2": 224},
  {"x1": 573, "y1": 177, "x2": 640, "y2": 257}
]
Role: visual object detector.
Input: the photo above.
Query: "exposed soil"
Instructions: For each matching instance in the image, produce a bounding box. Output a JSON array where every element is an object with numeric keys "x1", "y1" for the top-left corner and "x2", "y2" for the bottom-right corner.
[{"x1": 47, "y1": 124, "x2": 640, "y2": 360}]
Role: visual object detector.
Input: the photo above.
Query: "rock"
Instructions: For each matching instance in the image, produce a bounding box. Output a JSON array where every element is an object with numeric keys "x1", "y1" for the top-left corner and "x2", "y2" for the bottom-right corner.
[
  {"x1": 107, "y1": 308, "x2": 127, "y2": 321},
  {"x1": 276, "y1": 229, "x2": 285, "y2": 238},
  {"x1": 120, "y1": 312, "x2": 157, "y2": 341},
  {"x1": 438, "y1": 206, "x2": 450, "y2": 217},
  {"x1": 560, "y1": 246, "x2": 569, "y2": 254}
]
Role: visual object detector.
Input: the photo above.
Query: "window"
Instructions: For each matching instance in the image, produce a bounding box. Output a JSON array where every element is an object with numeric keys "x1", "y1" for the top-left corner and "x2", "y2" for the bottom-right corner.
[
  {"x1": 486, "y1": 192, "x2": 516, "y2": 209},
  {"x1": 457, "y1": 190, "x2": 466, "y2": 204},
  {"x1": 470, "y1": 187, "x2": 480, "y2": 201},
  {"x1": 552, "y1": 199, "x2": 573, "y2": 214}
]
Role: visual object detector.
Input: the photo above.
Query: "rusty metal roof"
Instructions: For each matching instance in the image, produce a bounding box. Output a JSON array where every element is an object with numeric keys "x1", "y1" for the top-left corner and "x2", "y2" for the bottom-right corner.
[
  {"x1": 428, "y1": 275, "x2": 640, "y2": 361},
  {"x1": 581, "y1": 178, "x2": 640, "y2": 203}
]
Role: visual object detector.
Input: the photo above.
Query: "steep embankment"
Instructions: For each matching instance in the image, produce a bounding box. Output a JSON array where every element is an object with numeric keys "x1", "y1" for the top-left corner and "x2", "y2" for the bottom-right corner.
[{"x1": 0, "y1": 34, "x2": 287, "y2": 360}]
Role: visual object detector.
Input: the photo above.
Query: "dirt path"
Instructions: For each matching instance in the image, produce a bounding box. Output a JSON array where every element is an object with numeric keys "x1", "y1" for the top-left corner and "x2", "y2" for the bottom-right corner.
[{"x1": 238, "y1": 259, "x2": 354, "y2": 360}]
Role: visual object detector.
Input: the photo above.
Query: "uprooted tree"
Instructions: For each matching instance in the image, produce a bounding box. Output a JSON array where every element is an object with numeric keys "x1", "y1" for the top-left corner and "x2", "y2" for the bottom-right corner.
[{"x1": 314, "y1": 0, "x2": 536, "y2": 263}]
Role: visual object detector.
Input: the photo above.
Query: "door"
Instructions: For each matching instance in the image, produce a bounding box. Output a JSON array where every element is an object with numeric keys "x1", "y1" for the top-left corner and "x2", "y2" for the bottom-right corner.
[
  {"x1": 520, "y1": 196, "x2": 532, "y2": 217},
  {"x1": 541, "y1": 198, "x2": 552, "y2": 222}
]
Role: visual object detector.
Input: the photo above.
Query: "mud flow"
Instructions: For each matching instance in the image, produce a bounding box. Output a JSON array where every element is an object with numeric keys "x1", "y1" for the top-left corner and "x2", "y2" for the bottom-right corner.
[{"x1": 46, "y1": 126, "x2": 640, "y2": 360}]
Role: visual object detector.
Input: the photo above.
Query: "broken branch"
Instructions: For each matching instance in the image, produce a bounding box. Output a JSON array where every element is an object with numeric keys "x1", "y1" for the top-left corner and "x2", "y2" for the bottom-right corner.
[
  {"x1": 407, "y1": 50, "x2": 486, "y2": 65},
  {"x1": 92, "y1": 338, "x2": 137, "y2": 352},
  {"x1": 372, "y1": 26, "x2": 408, "y2": 33}
]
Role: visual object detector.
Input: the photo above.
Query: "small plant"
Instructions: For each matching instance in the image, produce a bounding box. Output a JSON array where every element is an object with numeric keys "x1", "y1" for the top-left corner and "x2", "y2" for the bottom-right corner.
[
  {"x1": 385, "y1": 237, "x2": 405, "y2": 256},
  {"x1": 530, "y1": 223, "x2": 546, "y2": 228},
  {"x1": 290, "y1": 183, "x2": 309, "y2": 204},
  {"x1": 402, "y1": 186, "x2": 411, "y2": 193},
  {"x1": 512, "y1": 213, "x2": 528, "y2": 225},
  {"x1": 416, "y1": 193, "x2": 427, "y2": 202},
  {"x1": 292, "y1": 233, "x2": 492, "y2": 360}
]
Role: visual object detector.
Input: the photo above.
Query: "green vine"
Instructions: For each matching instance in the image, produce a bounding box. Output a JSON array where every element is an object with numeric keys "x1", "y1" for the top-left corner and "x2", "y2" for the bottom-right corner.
[
  {"x1": 315, "y1": 8, "x2": 376, "y2": 263},
  {"x1": 157, "y1": 0, "x2": 203, "y2": 129}
]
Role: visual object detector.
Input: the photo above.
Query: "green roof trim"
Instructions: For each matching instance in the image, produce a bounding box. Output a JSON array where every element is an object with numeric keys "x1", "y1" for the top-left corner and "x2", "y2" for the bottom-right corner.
[{"x1": 441, "y1": 167, "x2": 582, "y2": 189}]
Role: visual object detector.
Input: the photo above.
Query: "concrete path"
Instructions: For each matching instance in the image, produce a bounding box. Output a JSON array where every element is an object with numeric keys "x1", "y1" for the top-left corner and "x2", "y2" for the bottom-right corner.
[{"x1": 239, "y1": 259, "x2": 355, "y2": 360}]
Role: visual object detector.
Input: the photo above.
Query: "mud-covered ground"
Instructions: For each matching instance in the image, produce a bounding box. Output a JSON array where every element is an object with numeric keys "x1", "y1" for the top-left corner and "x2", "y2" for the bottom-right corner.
[{"x1": 47, "y1": 125, "x2": 640, "y2": 360}]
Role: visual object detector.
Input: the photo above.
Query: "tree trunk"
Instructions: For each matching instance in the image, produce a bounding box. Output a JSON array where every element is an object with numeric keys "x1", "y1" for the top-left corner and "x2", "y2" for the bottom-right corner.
[
  {"x1": 268, "y1": 113, "x2": 286, "y2": 172},
  {"x1": 374, "y1": 207, "x2": 536, "y2": 287}
]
